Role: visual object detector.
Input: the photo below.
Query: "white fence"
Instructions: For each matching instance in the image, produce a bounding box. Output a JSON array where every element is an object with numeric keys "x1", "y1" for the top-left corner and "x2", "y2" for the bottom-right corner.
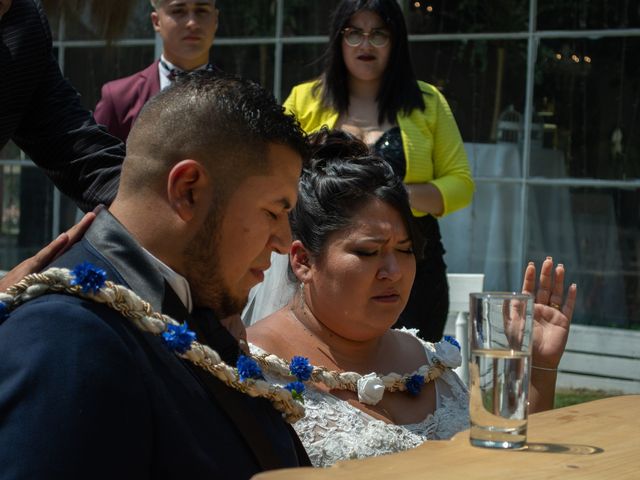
[
  {"x1": 444, "y1": 273, "x2": 640, "y2": 394},
  {"x1": 556, "y1": 324, "x2": 640, "y2": 394}
]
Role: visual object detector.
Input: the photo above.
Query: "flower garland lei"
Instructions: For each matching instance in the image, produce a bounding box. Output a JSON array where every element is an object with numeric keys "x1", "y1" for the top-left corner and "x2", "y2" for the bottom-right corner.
[
  {"x1": 0, "y1": 263, "x2": 462, "y2": 423},
  {"x1": 250, "y1": 337, "x2": 460, "y2": 406}
]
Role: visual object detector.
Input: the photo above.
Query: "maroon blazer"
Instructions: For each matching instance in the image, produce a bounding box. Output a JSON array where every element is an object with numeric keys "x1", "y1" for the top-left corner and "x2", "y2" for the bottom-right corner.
[{"x1": 94, "y1": 60, "x2": 161, "y2": 142}]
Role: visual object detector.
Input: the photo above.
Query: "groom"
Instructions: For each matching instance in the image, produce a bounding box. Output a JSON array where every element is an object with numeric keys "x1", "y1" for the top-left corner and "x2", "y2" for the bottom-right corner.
[{"x1": 0, "y1": 72, "x2": 310, "y2": 478}]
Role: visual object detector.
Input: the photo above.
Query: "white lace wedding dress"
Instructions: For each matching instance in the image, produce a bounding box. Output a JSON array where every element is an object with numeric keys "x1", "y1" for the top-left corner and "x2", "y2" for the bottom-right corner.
[{"x1": 251, "y1": 332, "x2": 469, "y2": 467}]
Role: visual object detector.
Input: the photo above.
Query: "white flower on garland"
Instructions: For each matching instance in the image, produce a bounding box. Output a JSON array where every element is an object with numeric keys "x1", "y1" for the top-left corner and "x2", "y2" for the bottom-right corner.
[
  {"x1": 357, "y1": 373, "x2": 386, "y2": 405},
  {"x1": 434, "y1": 338, "x2": 462, "y2": 368}
]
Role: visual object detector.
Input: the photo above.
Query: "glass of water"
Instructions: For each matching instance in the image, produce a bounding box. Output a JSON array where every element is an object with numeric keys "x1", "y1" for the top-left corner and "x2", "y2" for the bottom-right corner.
[{"x1": 468, "y1": 292, "x2": 534, "y2": 449}]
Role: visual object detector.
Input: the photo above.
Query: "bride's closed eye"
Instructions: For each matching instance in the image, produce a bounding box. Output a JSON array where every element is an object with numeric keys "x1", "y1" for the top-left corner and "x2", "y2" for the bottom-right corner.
[{"x1": 353, "y1": 249, "x2": 378, "y2": 257}]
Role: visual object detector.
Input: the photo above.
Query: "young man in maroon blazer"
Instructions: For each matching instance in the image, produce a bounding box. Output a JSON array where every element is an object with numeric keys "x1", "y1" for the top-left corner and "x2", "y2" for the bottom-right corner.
[{"x1": 94, "y1": 0, "x2": 219, "y2": 142}]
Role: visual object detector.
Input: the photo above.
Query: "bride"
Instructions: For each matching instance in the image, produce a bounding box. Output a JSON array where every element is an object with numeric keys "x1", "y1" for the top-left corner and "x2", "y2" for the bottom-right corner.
[{"x1": 247, "y1": 130, "x2": 576, "y2": 466}]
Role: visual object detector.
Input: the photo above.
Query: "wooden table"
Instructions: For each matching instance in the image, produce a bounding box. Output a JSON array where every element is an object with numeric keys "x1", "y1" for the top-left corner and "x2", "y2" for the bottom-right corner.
[{"x1": 253, "y1": 395, "x2": 640, "y2": 479}]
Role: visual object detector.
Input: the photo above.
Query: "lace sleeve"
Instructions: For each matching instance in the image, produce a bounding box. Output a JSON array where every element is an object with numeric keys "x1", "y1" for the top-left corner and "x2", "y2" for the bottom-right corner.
[
  {"x1": 249, "y1": 337, "x2": 470, "y2": 467},
  {"x1": 293, "y1": 388, "x2": 427, "y2": 467},
  {"x1": 411, "y1": 331, "x2": 470, "y2": 440}
]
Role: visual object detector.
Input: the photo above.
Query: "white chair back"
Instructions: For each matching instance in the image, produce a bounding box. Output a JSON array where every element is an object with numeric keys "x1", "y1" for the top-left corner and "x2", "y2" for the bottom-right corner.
[{"x1": 444, "y1": 273, "x2": 485, "y2": 385}]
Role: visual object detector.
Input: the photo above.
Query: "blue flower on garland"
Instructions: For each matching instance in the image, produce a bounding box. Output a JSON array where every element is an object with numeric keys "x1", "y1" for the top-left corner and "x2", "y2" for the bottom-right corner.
[
  {"x1": 237, "y1": 355, "x2": 263, "y2": 381},
  {"x1": 405, "y1": 374, "x2": 425, "y2": 396},
  {"x1": 285, "y1": 381, "x2": 305, "y2": 402},
  {"x1": 70, "y1": 261, "x2": 107, "y2": 294},
  {"x1": 162, "y1": 322, "x2": 196, "y2": 354},
  {"x1": 444, "y1": 335, "x2": 461, "y2": 351},
  {"x1": 290, "y1": 356, "x2": 313, "y2": 381},
  {"x1": 0, "y1": 301, "x2": 9, "y2": 323}
]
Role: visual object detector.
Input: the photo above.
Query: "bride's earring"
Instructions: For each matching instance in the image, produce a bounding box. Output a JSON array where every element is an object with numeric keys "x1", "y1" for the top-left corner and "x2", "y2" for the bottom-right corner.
[{"x1": 297, "y1": 281, "x2": 311, "y2": 314}]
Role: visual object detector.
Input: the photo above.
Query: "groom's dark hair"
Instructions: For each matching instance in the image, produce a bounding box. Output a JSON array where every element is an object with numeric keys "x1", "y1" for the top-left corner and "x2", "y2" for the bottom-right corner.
[{"x1": 122, "y1": 71, "x2": 309, "y2": 201}]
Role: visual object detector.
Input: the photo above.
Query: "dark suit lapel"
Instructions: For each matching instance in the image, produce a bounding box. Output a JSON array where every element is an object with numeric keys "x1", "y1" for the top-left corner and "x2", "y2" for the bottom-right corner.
[
  {"x1": 169, "y1": 299, "x2": 303, "y2": 470},
  {"x1": 79, "y1": 210, "x2": 309, "y2": 469},
  {"x1": 83, "y1": 209, "x2": 167, "y2": 311}
]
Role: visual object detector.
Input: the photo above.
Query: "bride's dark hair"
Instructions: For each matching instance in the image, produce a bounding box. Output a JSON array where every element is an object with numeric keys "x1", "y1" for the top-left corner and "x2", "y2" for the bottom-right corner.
[{"x1": 290, "y1": 128, "x2": 421, "y2": 260}]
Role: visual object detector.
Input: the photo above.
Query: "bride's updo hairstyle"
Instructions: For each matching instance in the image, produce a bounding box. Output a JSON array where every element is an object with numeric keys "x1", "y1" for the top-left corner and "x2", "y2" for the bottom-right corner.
[{"x1": 289, "y1": 128, "x2": 421, "y2": 260}]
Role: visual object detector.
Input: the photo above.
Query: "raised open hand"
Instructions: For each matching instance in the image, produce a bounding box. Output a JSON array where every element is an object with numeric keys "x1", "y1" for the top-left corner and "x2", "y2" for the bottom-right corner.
[{"x1": 521, "y1": 257, "x2": 577, "y2": 369}]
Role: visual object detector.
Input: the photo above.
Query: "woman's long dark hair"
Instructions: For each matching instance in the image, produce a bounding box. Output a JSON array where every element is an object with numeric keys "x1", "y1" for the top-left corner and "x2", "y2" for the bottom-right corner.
[
  {"x1": 290, "y1": 129, "x2": 422, "y2": 262},
  {"x1": 319, "y1": 0, "x2": 425, "y2": 125}
]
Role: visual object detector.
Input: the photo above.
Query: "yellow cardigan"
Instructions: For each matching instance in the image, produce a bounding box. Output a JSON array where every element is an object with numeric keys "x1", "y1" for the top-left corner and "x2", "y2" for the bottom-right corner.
[{"x1": 283, "y1": 80, "x2": 474, "y2": 217}]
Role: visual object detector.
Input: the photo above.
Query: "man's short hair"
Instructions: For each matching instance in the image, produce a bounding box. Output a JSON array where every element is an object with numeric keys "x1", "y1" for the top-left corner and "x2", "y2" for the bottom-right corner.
[
  {"x1": 150, "y1": 0, "x2": 217, "y2": 10},
  {"x1": 123, "y1": 71, "x2": 308, "y2": 199}
]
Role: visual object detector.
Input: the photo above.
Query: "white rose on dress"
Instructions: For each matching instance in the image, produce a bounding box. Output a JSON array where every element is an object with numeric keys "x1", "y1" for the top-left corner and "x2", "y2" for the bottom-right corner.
[
  {"x1": 434, "y1": 340, "x2": 462, "y2": 368},
  {"x1": 357, "y1": 373, "x2": 385, "y2": 405}
]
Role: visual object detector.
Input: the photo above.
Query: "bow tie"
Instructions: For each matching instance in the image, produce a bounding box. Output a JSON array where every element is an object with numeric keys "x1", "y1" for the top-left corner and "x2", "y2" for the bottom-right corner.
[
  {"x1": 167, "y1": 68, "x2": 183, "y2": 82},
  {"x1": 161, "y1": 59, "x2": 218, "y2": 82}
]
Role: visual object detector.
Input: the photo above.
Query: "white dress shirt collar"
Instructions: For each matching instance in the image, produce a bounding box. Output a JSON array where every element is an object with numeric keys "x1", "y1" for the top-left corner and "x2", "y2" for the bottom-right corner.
[
  {"x1": 158, "y1": 54, "x2": 210, "y2": 91},
  {"x1": 142, "y1": 247, "x2": 193, "y2": 313}
]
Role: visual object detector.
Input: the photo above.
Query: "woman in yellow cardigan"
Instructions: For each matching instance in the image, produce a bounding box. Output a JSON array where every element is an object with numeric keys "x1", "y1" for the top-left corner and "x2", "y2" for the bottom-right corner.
[{"x1": 282, "y1": 0, "x2": 474, "y2": 341}]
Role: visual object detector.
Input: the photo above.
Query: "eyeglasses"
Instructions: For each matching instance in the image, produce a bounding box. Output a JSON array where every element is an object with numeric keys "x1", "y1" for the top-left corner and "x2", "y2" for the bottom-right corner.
[{"x1": 341, "y1": 27, "x2": 391, "y2": 48}]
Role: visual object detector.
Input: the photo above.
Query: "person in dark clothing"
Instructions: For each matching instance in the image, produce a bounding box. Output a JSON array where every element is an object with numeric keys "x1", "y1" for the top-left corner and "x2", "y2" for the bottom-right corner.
[
  {"x1": 0, "y1": 72, "x2": 312, "y2": 479},
  {"x1": 0, "y1": 0, "x2": 125, "y2": 213}
]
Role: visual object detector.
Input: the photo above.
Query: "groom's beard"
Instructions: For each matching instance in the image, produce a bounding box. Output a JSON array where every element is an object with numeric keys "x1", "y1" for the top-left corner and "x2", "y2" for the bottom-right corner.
[{"x1": 184, "y1": 206, "x2": 247, "y2": 319}]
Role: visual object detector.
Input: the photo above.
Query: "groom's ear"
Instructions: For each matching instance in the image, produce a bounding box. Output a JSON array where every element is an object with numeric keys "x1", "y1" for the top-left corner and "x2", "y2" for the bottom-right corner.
[
  {"x1": 290, "y1": 240, "x2": 313, "y2": 283},
  {"x1": 166, "y1": 159, "x2": 211, "y2": 223}
]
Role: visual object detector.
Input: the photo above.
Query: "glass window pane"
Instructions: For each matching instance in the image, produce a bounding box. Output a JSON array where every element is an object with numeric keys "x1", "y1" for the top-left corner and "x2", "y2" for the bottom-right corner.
[
  {"x1": 59, "y1": 2, "x2": 153, "y2": 41},
  {"x1": 281, "y1": 43, "x2": 326, "y2": 100},
  {"x1": 0, "y1": 165, "x2": 53, "y2": 271},
  {"x1": 0, "y1": 142, "x2": 22, "y2": 161},
  {"x1": 538, "y1": 0, "x2": 640, "y2": 30},
  {"x1": 120, "y1": 2, "x2": 155, "y2": 38},
  {"x1": 534, "y1": 37, "x2": 640, "y2": 180},
  {"x1": 526, "y1": 186, "x2": 640, "y2": 329},
  {"x1": 406, "y1": 0, "x2": 529, "y2": 34},
  {"x1": 214, "y1": 45, "x2": 274, "y2": 92},
  {"x1": 440, "y1": 182, "x2": 524, "y2": 292},
  {"x1": 217, "y1": 0, "x2": 276, "y2": 37},
  {"x1": 411, "y1": 40, "x2": 527, "y2": 146},
  {"x1": 64, "y1": 46, "x2": 156, "y2": 110},
  {"x1": 46, "y1": 9, "x2": 61, "y2": 41},
  {"x1": 283, "y1": 0, "x2": 340, "y2": 36}
]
